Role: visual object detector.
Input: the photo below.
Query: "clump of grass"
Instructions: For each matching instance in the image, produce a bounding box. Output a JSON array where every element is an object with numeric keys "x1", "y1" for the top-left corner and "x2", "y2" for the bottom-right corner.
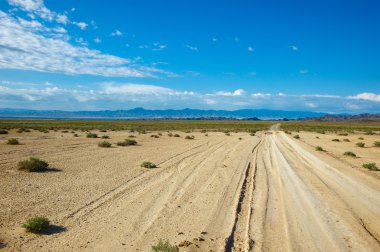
[
  {"x1": 73, "y1": 133, "x2": 79, "y2": 137},
  {"x1": 0, "y1": 129, "x2": 8, "y2": 134},
  {"x1": 101, "y1": 135, "x2": 110, "y2": 139},
  {"x1": 174, "y1": 134, "x2": 180, "y2": 137},
  {"x1": 225, "y1": 133, "x2": 230, "y2": 136},
  {"x1": 128, "y1": 135, "x2": 136, "y2": 138},
  {"x1": 7, "y1": 138, "x2": 19, "y2": 145},
  {"x1": 316, "y1": 136, "x2": 320, "y2": 139},
  {"x1": 151, "y1": 134, "x2": 160, "y2": 138},
  {"x1": 98, "y1": 141, "x2": 112, "y2": 148},
  {"x1": 99, "y1": 129, "x2": 107, "y2": 132},
  {"x1": 61, "y1": 130, "x2": 69, "y2": 133},
  {"x1": 86, "y1": 133, "x2": 98, "y2": 138},
  {"x1": 250, "y1": 133, "x2": 255, "y2": 136},
  {"x1": 200, "y1": 129, "x2": 207, "y2": 133},
  {"x1": 167, "y1": 132, "x2": 173, "y2": 137},
  {"x1": 373, "y1": 141, "x2": 380, "y2": 147},
  {"x1": 22, "y1": 216, "x2": 50, "y2": 233},
  {"x1": 158, "y1": 133, "x2": 162, "y2": 136},
  {"x1": 315, "y1": 146, "x2": 325, "y2": 151},
  {"x1": 18, "y1": 157, "x2": 49, "y2": 172},
  {"x1": 205, "y1": 133, "x2": 208, "y2": 136},
  {"x1": 238, "y1": 137, "x2": 242, "y2": 140},
  {"x1": 185, "y1": 135, "x2": 195, "y2": 140},
  {"x1": 344, "y1": 151, "x2": 356, "y2": 157},
  {"x1": 293, "y1": 135, "x2": 300, "y2": 139},
  {"x1": 185, "y1": 130, "x2": 191, "y2": 133},
  {"x1": 152, "y1": 239, "x2": 178, "y2": 252},
  {"x1": 356, "y1": 142, "x2": 365, "y2": 148},
  {"x1": 141, "y1": 161, "x2": 157, "y2": 169},
  {"x1": 343, "y1": 139, "x2": 350, "y2": 142},
  {"x1": 358, "y1": 137, "x2": 364, "y2": 140},
  {"x1": 362, "y1": 163, "x2": 379, "y2": 171},
  {"x1": 117, "y1": 139, "x2": 137, "y2": 146},
  {"x1": 284, "y1": 131, "x2": 292, "y2": 134},
  {"x1": 332, "y1": 139, "x2": 340, "y2": 142},
  {"x1": 137, "y1": 129, "x2": 146, "y2": 134},
  {"x1": 338, "y1": 133, "x2": 348, "y2": 136},
  {"x1": 364, "y1": 130, "x2": 375, "y2": 135}
]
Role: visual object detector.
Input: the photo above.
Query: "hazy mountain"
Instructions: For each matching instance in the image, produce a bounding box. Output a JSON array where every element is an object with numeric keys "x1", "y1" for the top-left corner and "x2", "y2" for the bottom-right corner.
[{"x1": 0, "y1": 108, "x2": 327, "y2": 120}]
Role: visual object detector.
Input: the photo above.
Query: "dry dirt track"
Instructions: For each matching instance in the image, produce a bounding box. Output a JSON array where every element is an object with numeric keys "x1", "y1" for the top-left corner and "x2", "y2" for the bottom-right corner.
[{"x1": 1, "y1": 129, "x2": 380, "y2": 251}]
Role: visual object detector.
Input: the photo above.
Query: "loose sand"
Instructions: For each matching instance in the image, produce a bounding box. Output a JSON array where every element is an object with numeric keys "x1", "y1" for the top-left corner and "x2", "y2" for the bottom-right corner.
[{"x1": 0, "y1": 128, "x2": 379, "y2": 251}]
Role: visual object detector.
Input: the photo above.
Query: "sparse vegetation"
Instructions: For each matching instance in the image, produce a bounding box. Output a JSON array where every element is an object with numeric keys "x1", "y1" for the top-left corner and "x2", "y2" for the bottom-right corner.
[
  {"x1": 98, "y1": 141, "x2": 112, "y2": 148},
  {"x1": 343, "y1": 151, "x2": 357, "y2": 157},
  {"x1": 250, "y1": 133, "x2": 255, "y2": 136},
  {"x1": 101, "y1": 135, "x2": 110, "y2": 139},
  {"x1": 86, "y1": 133, "x2": 98, "y2": 138},
  {"x1": 73, "y1": 133, "x2": 79, "y2": 137},
  {"x1": 7, "y1": 138, "x2": 19, "y2": 145},
  {"x1": 225, "y1": 133, "x2": 230, "y2": 136},
  {"x1": 128, "y1": 135, "x2": 136, "y2": 138},
  {"x1": 167, "y1": 132, "x2": 173, "y2": 137},
  {"x1": 362, "y1": 163, "x2": 379, "y2": 171},
  {"x1": 22, "y1": 216, "x2": 50, "y2": 233},
  {"x1": 205, "y1": 133, "x2": 208, "y2": 136},
  {"x1": 185, "y1": 135, "x2": 195, "y2": 140},
  {"x1": 0, "y1": 129, "x2": 8, "y2": 134},
  {"x1": 141, "y1": 161, "x2": 157, "y2": 169},
  {"x1": 338, "y1": 133, "x2": 348, "y2": 136},
  {"x1": 343, "y1": 139, "x2": 350, "y2": 142},
  {"x1": 316, "y1": 136, "x2": 320, "y2": 139},
  {"x1": 151, "y1": 134, "x2": 160, "y2": 138},
  {"x1": 158, "y1": 133, "x2": 162, "y2": 136},
  {"x1": 364, "y1": 130, "x2": 375, "y2": 135},
  {"x1": 18, "y1": 157, "x2": 49, "y2": 172},
  {"x1": 332, "y1": 139, "x2": 340, "y2": 142},
  {"x1": 238, "y1": 137, "x2": 242, "y2": 140},
  {"x1": 358, "y1": 137, "x2": 364, "y2": 140},
  {"x1": 373, "y1": 141, "x2": 380, "y2": 147},
  {"x1": 356, "y1": 142, "x2": 365, "y2": 148},
  {"x1": 117, "y1": 139, "x2": 137, "y2": 146},
  {"x1": 315, "y1": 146, "x2": 325, "y2": 151},
  {"x1": 99, "y1": 129, "x2": 107, "y2": 132},
  {"x1": 151, "y1": 239, "x2": 178, "y2": 252},
  {"x1": 61, "y1": 130, "x2": 69, "y2": 133},
  {"x1": 285, "y1": 131, "x2": 292, "y2": 134},
  {"x1": 293, "y1": 135, "x2": 300, "y2": 139},
  {"x1": 174, "y1": 134, "x2": 180, "y2": 137}
]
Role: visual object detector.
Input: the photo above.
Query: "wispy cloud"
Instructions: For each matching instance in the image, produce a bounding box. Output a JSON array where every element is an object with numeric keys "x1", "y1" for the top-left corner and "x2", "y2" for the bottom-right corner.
[
  {"x1": 184, "y1": 44, "x2": 198, "y2": 51},
  {"x1": 299, "y1": 69, "x2": 309, "y2": 74},
  {"x1": 94, "y1": 37, "x2": 101, "y2": 43},
  {"x1": 111, "y1": 29, "x2": 122, "y2": 36},
  {"x1": 290, "y1": 45, "x2": 298, "y2": 51},
  {"x1": 74, "y1": 21, "x2": 88, "y2": 30},
  {"x1": 248, "y1": 46, "x2": 254, "y2": 52},
  {"x1": 347, "y1": 93, "x2": 380, "y2": 102}
]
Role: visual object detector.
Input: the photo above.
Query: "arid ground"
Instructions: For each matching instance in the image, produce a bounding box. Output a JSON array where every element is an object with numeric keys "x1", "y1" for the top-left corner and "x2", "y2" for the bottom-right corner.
[{"x1": 1, "y1": 127, "x2": 380, "y2": 251}]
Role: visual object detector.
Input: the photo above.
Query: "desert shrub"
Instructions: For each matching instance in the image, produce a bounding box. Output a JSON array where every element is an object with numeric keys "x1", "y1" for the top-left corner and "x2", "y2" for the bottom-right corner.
[
  {"x1": 185, "y1": 135, "x2": 195, "y2": 140},
  {"x1": 99, "y1": 129, "x2": 107, "y2": 132},
  {"x1": 137, "y1": 129, "x2": 146, "y2": 134},
  {"x1": 73, "y1": 133, "x2": 79, "y2": 137},
  {"x1": 61, "y1": 130, "x2": 69, "y2": 133},
  {"x1": 362, "y1": 163, "x2": 379, "y2": 171},
  {"x1": 225, "y1": 133, "x2": 230, "y2": 136},
  {"x1": 285, "y1": 131, "x2": 292, "y2": 134},
  {"x1": 293, "y1": 135, "x2": 300, "y2": 139},
  {"x1": 338, "y1": 133, "x2": 348, "y2": 136},
  {"x1": 101, "y1": 135, "x2": 110, "y2": 139},
  {"x1": 250, "y1": 133, "x2": 255, "y2": 136},
  {"x1": 22, "y1": 216, "x2": 50, "y2": 233},
  {"x1": 98, "y1": 141, "x2": 112, "y2": 148},
  {"x1": 24, "y1": 129, "x2": 31, "y2": 132},
  {"x1": 356, "y1": 142, "x2": 365, "y2": 148},
  {"x1": 344, "y1": 151, "x2": 356, "y2": 157},
  {"x1": 167, "y1": 132, "x2": 173, "y2": 137},
  {"x1": 151, "y1": 135, "x2": 160, "y2": 138},
  {"x1": 117, "y1": 139, "x2": 137, "y2": 146},
  {"x1": 315, "y1": 146, "x2": 325, "y2": 151},
  {"x1": 174, "y1": 134, "x2": 180, "y2": 137},
  {"x1": 7, "y1": 138, "x2": 19, "y2": 145},
  {"x1": 0, "y1": 129, "x2": 8, "y2": 134},
  {"x1": 205, "y1": 133, "x2": 208, "y2": 136},
  {"x1": 358, "y1": 137, "x2": 364, "y2": 140},
  {"x1": 238, "y1": 137, "x2": 242, "y2": 140},
  {"x1": 316, "y1": 136, "x2": 320, "y2": 139},
  {"x1": 152, "y1": 239, "x2": 178, "y2": 252},
  {"x1": 86, "y1": 133, "x2": 98, "y2": 138},
  {"x1": 128, "y1": 135, "x2": 136, "y2": 138},
  {"x1": 158, "y1": 133, "x2": 162, "y2": 136},
  {"x1": 343, "y1": 139, "x2": 350, "y2": 142},
  {"x1": 200, "y1": 129, "x2": 207, "y2": 133},
  {"x1": 373, "y1": 141, "x2": 380, "y2": 147},
  {"x1": 141, "y1": 161, "x2": 157, "y2": 168},
  {"x1": 185, "y1": 130, "x2": 191, "y2": 133},
  {"x1": 332, "y1": 139, "x2": 340, "y2": 142},
  {"x1": 18, "y1": 157, "x2": 49, "y2": 172},
  {"x1": 248, "y1": 129, "x2": 256, "y2": 134},
  {"x1": 364, "y1": 130, "x2": 375, "y2": 135}
]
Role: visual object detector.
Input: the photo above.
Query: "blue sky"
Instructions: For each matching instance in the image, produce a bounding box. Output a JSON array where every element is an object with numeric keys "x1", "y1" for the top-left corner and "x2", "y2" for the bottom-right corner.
[{"x1": 0, "y1": 0, "x2": 379, "y2": 113}]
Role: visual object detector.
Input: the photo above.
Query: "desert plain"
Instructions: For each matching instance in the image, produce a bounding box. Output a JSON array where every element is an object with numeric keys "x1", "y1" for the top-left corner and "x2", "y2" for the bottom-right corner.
[{"x1": 0, "y1": 125, "x2": 380, "y2": 251}]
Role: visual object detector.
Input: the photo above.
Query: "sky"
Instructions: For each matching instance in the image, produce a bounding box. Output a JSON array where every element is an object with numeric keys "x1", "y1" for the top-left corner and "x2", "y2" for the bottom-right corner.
[{"x1": 0, "y1": 0, "x2": 379, "y2": 113}]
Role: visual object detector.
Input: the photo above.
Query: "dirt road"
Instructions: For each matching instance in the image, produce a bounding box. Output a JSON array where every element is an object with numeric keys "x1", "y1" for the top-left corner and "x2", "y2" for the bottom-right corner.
[{"x1": 1, "y1": 129, "x2": 380, "y2": 251}]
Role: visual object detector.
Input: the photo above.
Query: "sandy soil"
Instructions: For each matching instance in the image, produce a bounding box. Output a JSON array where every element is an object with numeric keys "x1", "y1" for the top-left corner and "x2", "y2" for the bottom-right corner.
[{"x1": 0, "y1": 128, "x2": 379, "y2": 251}]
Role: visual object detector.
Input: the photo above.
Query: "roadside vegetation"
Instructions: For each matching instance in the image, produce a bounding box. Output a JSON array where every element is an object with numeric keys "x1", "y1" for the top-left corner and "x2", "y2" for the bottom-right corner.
[
  {"x1": 141, "y1": 161, "x2": 157, "y2": 169},
  {"x1": 362, "y1": 163, "x2": 379, "y2": 171},
  {"x1": 117, "y1": 139, "x2": 137, "y2": 146},
  {"x1": 18, "y1": 157, "x2": 49, "y2": 172},
  {"x1": 151, "y1": 239, "x2": 178, "y2": 252},
  {"x1": 22, "y1": 216, "x2": 50, "y2": 233}
]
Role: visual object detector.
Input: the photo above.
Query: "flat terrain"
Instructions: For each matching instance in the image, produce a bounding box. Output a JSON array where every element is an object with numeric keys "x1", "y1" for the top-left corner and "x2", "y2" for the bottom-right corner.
[{"x1": 0, "y1": 126, "x2": 380, "y2": 251}]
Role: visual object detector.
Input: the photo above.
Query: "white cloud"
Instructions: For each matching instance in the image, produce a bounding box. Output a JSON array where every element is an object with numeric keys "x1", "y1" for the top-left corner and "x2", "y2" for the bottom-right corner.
[
  {"x1": 347, "y1": 93, "x2": 380, "y2": 102},
  {"x1": 248, "y1": 46, "x2": 254, "y2": 52},
  {"x1": 234, "y1": 37, "x2": 239, "y2": 42},
  {"x1": 0, "y1": 11, "x2": 174, "y2": 78},
  {"x1": 212, "y1": 38, "x2": 218, "y2": 42},
  {"x1": 90, "y1": 20, "x2": 97, "y2": 29},
  {"x1": 74, "y1": 21, "x2": 88, "y2": 30},
  {"x1": 214, "y1": 89, "x2": 245, "y2": 96},
  {"x1": 290, "y1": 45, "x2": 298, "y2": 51},
  {"x1": 299, "y1": 69, "x2": 309, "y2": 74},
  {"x1": 8, "y1": 0, "x2": 54, "y2": 21},
  {"x1": 94, "y1": 37, "x2": 101, "y2": 43},
  {"x1": 111, "y1": 29, "x2": 122, "y2": 36},
  {"x1": 251, "y1": 93, "x2": 271, "y2": 97},
  {"x1": 184, "y1": 44, "x2": 198, "y2": 51}
]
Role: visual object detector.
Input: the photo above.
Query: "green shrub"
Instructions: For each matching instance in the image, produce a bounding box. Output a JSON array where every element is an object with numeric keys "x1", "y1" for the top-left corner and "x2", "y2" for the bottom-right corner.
[
  {"x1": 332, "y1": 139, "x2": 340, "y2": 142},
  {"x1": 152, "y1": 239, "x2": 178, "y2": 252},
  {"x1": 141, "y1": 161, "x2": 157, "y2": 169},
  {"x1": 343, "y1": 139, "x2": 350, "y2": 142},
  {"x1": 86, "y1": 133, "x2": 98, "y2": 138},
  {"x1": 362, "y1": 163, "x2": 379, "y2": 171},
  {"x1": 98, "y1": 141, "x2": 112, "y2": 148},
  {"x1": 373, "y1": 141, "x2": 380, "y2": 147},
  {"x1": 7, "y1": 138, "x2": 19, "y2": 145},
  {"x1": 185, "y1": 135, "x2": 195, "y2": 140},
  {"x1": 356, "y1": 142, "x2": 365, "y2": 148},
  {"x1": 174, "y1": 134, "x2": 180, "y2": 137},
  {"x1": 101, "y1": 135, "x2": 110, "y2": 139},
  {"x1": 0, "y1": 129, "x2": 8, "y2": 134},
  {"x1": 22, "y1": 216, "x2": 50, "y2": 233},
  {"x1": 343, "y1": 151, "x2": 356, "y2": 157},
  {"x1": 293, "y1": 135, "x2": 300, "y2": 139},
  {"x1": 18, "y1": 157, "x2": 49, "y2": 172},
  {"x1": 315, "y1": 146, "x2": 325, "y2": 151},
  {"x1": 117, "y1": 139, "x2": 137, "y2": 146},
  {"x1": 364, "y1": 130, "x2": 375, "y2": 135}
]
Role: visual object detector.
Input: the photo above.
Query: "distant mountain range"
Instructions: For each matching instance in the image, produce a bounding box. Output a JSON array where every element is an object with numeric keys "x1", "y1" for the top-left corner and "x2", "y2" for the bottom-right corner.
[{"x1": 0, "y1": 108, "x2": 328, "y2": 120}]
